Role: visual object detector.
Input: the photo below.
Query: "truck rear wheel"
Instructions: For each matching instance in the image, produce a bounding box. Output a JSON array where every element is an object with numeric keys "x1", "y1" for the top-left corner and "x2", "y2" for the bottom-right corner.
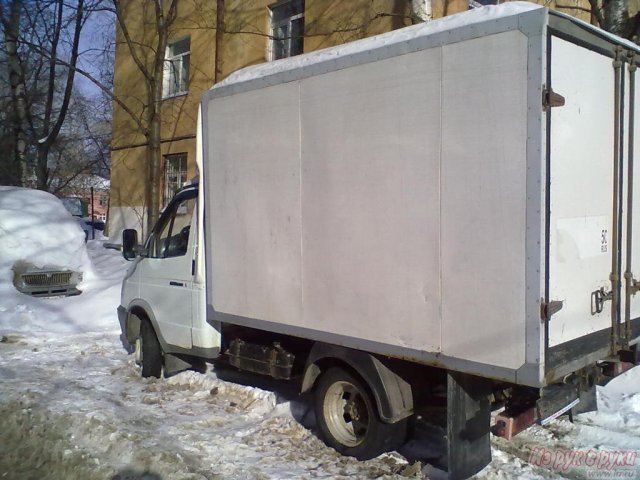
[
  {"x1": 314, "y1": 367, "x2": 407, "y2": 460},
  {"x1": 140, "y1": 320, "x2": 163, "y2": 378}
]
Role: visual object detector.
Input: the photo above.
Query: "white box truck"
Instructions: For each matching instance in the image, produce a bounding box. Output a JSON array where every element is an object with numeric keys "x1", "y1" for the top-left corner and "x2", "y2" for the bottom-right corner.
[{"x1": 118, "y1": 3, "x2": 640, "y2": 478}]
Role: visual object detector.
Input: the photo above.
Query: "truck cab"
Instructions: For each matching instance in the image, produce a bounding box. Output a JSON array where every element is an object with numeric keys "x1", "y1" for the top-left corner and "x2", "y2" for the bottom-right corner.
[{"x1": 117, "y1": 182, "x2": 220, "y2": 377}]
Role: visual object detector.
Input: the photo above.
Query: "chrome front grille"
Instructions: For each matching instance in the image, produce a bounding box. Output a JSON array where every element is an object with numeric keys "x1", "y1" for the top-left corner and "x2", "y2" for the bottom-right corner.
[
  {"x1": 22, "y1": 271, "x2": 72, "y2": 287},
  {"x1": 12, "y1": 262, "x2": 82, "y2": 297}
]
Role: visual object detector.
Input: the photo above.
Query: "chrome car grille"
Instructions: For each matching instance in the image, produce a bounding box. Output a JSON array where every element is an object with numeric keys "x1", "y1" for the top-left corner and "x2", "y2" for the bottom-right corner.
[
  {"x1": 12, "y1": 263, "x2": 82, "y2": 297},
  {"x1": 22, "y1": 272, "x2": 73, "y2": 287}
]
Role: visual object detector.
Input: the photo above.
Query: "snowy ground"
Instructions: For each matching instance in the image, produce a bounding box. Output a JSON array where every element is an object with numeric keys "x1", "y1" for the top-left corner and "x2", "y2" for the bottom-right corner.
[{"x1": 1, "y1": 241, "x2": 640, "y2": 479}]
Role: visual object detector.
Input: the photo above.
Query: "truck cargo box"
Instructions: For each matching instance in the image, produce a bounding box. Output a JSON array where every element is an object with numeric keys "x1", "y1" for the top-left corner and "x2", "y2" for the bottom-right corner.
[{"x1": 201, "y1": 3, "x2": 640, "y2": 388}]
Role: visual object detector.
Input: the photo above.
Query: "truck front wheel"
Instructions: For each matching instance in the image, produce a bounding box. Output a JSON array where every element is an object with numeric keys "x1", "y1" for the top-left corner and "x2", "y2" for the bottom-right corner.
[
  {"x1": 139, "y1": 320, "x2": 163, "y2": 378},
  {"x1": 314, "y1": 367, "x2": 407, "y2": 460}
]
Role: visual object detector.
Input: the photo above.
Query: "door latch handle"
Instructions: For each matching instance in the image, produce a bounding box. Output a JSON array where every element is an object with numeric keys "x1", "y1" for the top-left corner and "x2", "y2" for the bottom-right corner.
[
  {"x1": 169, "y1": 281, "x2": 185, "y2": 287},
  {"x1": 591, "y1": 288, "x2": 613, "y2": 315}
]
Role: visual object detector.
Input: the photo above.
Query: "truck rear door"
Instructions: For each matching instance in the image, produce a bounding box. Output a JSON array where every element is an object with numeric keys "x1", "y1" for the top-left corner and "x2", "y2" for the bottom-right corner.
[{"x1": 547, "y1": 34, "x2": 640, "y2": 369}]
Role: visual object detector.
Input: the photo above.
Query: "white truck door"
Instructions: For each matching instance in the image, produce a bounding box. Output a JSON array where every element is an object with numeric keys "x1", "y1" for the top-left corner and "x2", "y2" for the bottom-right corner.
[
  {"x1": 138, "y1": 191, "x2": 197, "y2": 349},
  {"x1": 548, "y1": 37, "x2": 615, "y2": 348}
]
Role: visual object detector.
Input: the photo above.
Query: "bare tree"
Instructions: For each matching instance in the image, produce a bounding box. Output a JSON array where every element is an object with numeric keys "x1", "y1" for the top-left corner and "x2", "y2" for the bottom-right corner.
[
  {"x1": 28, "y1": 0, "x2": 86, "y2": 190},
  {"x1": 45, "y1": 89, "x2": 111, "y2": 195},
  {"x1": 555, "y1": 0, "x2": 640, "y2": 41},
  {"x1": 0, "y1": 0, "x2": 99, "y2": 190}
]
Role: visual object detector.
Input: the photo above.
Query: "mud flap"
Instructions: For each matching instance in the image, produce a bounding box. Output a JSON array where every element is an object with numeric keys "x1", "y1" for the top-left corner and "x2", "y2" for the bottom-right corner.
[
  {"x1": 447, "y1": 372, "x2": 492, "y2": 480},
  {"x1": 164, "y1": 353, "x2": 207, "y2": 377}
]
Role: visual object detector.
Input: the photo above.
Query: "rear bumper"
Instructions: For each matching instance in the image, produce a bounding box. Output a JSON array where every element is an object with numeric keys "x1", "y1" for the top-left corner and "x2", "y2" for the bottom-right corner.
[{"x1": 545, "y1": 317, "x2": 640, "y2": 383}]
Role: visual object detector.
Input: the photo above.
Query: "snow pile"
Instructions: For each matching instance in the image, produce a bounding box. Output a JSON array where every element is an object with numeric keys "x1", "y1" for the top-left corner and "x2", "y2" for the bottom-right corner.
[
  {"x1": 0, "y1": 186, "x2": 91, "y2": 274},
  {"x1": 579, "y1": 366, "x2": 640, "y2": 435},
  {"x1": 0, "y1": 187, "x2": 127, "y2": 335},
  {"x1": 0, "y1": 240, "x2": 128, "y2": 335}
]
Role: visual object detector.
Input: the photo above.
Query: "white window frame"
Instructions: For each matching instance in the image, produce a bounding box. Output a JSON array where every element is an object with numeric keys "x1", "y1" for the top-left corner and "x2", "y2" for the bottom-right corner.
[
  {"x1": 163, "y1": 37, "x2": 190, "y2": 99},
  {"x1": 164, "y1": 153, "x2": 188, "y2": 206},
  {"x1": 268, "y1": 0, "x2": 304, "y2": 61}
]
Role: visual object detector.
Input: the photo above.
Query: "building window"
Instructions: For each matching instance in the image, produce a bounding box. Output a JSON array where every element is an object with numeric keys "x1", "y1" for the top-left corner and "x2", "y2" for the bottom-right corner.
[
  {"x1": 99, "y1": 195, "x2": 107, "y2": 207},
  {"x1": 469, "y1": 0, "x2": 499, "y2": 7},
  {"x1": 164, "y1": 153, "x2": 187, "y2": 206},
  {"x1": 163, "y1": 37, "x2": 190, "y2": 98},
  {"x1": 269, "y1": 0, "x2": 304, "y2": 60}
]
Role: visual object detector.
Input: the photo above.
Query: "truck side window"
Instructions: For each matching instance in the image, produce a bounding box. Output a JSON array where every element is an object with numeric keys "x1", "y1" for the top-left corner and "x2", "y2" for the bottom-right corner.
[{"x1": 149, "y1": 197, "x2": 196, "y2": 258}]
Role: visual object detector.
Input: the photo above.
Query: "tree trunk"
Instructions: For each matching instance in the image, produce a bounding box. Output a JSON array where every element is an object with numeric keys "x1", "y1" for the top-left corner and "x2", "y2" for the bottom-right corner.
[
  {"x1": 146, "y1": 110, "x2": 162, "y2": 238},
  {"x1": 144, "y1": 45, "x2": 165, "y2": 237},
  {"x1": 2, "y1": 0, "x2": 28, "y2": 186},
  {"x1": 36, "y1": 149, "x2": 49, "y2": 190},
  {"x1": 143, "y1": 0, "x2": 177, "y2": 238},
  {"x1": 603, "y1": 0, "x2": 630, "y2": 37}
]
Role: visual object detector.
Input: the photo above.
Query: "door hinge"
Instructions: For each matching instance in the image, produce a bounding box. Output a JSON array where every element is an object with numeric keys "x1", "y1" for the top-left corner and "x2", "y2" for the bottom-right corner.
[
  {"x1": 541, "y1": 299, "x2": 564, "y2": 322},
  {"x1": 543, "y1": 87, "x2": 565, "y2": 110},
  {"x1": 591, "y1": 287, "x2": 613, "y2": 315}
]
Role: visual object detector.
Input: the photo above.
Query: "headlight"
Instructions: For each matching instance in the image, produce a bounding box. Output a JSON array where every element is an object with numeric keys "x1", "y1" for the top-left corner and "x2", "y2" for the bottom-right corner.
[{"x1": 14, "y1": 274, "x2": 26, "y2": 288}]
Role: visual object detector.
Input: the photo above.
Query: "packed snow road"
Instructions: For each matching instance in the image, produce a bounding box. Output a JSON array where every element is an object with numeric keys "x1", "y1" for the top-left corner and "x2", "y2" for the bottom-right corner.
[
  {"x1": 1, "y1": 240, "x2": 640, "y2": 479},
  {"x1": 0, "y1": 241, "x2": 413, "y2": 479},
  {"x1": 0, "y1": 332, "x2": 412, "y2": 479}
]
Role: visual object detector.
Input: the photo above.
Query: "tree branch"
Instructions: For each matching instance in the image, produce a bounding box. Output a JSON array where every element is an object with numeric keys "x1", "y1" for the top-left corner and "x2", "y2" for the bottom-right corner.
[
  {"x1": 555, "y1": 3, "x2": 595, "y2": 15},
  {"x1": 112, "y1": 0, "x2": 153, "y2": 83},
  {"x1": 42, "y1": 0, "x2": 85, "y2": 149},
  {"x1": 42, "y1": 0, "x2": 64, "y2": 136},
  {"x1": 21, "y1": 39, "x2": 147, "y2": 135}
]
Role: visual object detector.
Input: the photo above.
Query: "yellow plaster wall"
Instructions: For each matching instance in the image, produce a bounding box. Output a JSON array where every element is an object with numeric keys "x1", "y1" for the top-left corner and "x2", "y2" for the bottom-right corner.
[
  {"x1": 110, "y1": 147, "x2": 147, "y2": 210},
  {"x1": 111, "y1": 0, "x2": 217, "y2": 212}
]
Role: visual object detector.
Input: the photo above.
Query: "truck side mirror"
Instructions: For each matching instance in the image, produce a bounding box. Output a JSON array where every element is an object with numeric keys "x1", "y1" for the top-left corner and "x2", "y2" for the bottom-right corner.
[{"x1": 122, "y1": 229, "x2": 138, "y2": 260}]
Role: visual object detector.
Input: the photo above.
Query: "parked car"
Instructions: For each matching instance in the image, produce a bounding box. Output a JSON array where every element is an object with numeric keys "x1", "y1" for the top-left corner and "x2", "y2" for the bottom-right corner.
[
  {"x1": 0, "y1": 186, "x2": 89, "y2": 298},
  {"x1": 84, "y1": 219, "x2": 105, "y2": 231}
]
